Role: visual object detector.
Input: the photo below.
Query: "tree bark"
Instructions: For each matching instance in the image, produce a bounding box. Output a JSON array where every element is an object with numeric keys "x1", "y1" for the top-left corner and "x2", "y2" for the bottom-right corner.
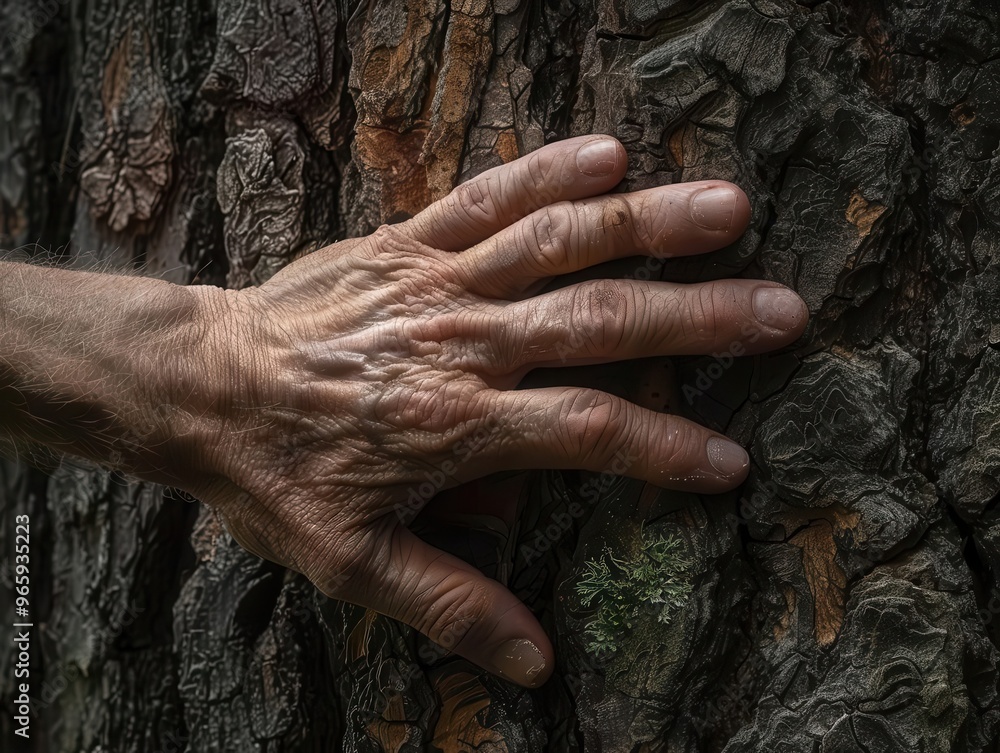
[{"x1": 2, "y1": 0, "x2": 999, "y2": 751}]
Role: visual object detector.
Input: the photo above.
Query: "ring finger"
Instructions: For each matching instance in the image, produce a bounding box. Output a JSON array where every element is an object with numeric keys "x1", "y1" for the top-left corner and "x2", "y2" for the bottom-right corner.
[{"x1": 474, "y1": 278, "x2": 807, "y2": 378}]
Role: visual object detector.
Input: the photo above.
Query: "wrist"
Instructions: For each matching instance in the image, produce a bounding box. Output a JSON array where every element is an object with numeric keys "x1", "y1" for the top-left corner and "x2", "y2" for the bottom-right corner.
[
  {"x1": 98, "y1": 278, "x2": 219, "y2": 486},
  {"x1": 158, "y1": 284, "x2": 277, "y2": 497}
]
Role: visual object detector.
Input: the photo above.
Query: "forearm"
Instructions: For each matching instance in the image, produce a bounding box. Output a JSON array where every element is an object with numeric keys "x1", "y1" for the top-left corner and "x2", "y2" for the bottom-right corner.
[{"x1": 0, "y1": 261, "x2": 215, "y2": 486}]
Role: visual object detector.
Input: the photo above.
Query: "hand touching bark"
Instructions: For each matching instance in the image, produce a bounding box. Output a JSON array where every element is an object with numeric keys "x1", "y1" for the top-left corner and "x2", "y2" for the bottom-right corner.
[{"x1": 0, "y1": 136, "x2": 808, "y2": 687}]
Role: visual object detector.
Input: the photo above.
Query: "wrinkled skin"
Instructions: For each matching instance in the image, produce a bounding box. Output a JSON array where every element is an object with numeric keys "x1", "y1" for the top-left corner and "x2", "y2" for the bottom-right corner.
[{"x1": 176, "y1": 136, "x2": 808, "y2": 686}]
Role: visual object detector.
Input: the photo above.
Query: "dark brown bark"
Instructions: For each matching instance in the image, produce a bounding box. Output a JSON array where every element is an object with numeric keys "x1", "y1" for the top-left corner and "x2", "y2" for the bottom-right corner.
[{"x1": 2, "y1": 0, "x2": 999, "y2": 751}]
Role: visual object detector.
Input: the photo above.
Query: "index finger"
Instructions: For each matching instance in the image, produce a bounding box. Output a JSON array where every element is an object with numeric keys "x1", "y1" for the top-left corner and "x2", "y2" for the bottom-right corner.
[{"x1": 405, "y1": 135, "x2": 627, "y2": 251}]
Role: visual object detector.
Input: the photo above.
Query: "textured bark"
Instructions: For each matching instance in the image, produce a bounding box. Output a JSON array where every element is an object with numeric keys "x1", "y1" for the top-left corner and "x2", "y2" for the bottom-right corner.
[{"x1": 2, "y1": 1, "x2": 1000, "y2": 751}]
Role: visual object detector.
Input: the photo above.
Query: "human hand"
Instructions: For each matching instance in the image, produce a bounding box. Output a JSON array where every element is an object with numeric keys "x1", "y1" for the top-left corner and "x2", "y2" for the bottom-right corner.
[{"x1": 174, "y1": 136, "x2": 807, "y2": 686}]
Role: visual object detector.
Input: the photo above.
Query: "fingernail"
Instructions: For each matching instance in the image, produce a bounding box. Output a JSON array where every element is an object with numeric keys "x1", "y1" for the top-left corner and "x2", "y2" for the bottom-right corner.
[
  {"x1": 691, "y1": 187, "x2": 737, "y2": 230},
  {"x1": 577, "y1": 139, "x2": 620, "y2": 177},
  {"x1": 706, "y1": 437, "x2": 749, "y2": 478},
  {"x1": 752, "y1": 287, "x2": 807, "y2": 331},
  {"x1": 493, "y1": 639, "x2": 547, "y2": 687}
]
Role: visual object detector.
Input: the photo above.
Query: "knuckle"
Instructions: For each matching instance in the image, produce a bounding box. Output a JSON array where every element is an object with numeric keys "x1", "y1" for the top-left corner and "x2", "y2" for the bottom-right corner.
[
  {"x1": 523, "y1": 150, "x2": 553, "y2": 191},
  {"x1": 452, "y1": 178, "x2": 496, "y2": 224},
  {"x1": 368, "y1": 223, "x2": 443, "y2": 267},
  {"x1": 561, "y1": 389, "x2": 627, "y2": 455},
  {"x1": 685, "y1": 283, "x2": 726, "y2": 336},
  {"x1": 373, "y1": 381, "x2": 487, "y2": 452},
  {"x1": 513, "y1": 149, "x2": 560, "y2": 214},
  {"x1": 378, "y1": 386, "x2": 446, "y2": 432},
  {"x1": 369, "y1": 222, "x2": 409, "y2": 249},
  {"x1": 698, "y1": 281, "x2": 748, "y2": 333},
  {"x1": 363, "y1": 227, "x2": 464, "y2": 293},
  {"x1": 639, "y1": 193, "x2": 676, "y2": 253},
  {"x1": 487, "y1": 311, "x2": 523, "y2": 370},
  {"x1": 657, "y1": 420, "x2": 701, "y2": 472},
  {"x1": 572, "y1": 280, "x2": 631, "y2": 350},
  {"x1": 412, "y1": 574, "x2": 492, "y2": 648},
  {"x1": 524, "y1": 203, "x2": 575, "y2": 273}
]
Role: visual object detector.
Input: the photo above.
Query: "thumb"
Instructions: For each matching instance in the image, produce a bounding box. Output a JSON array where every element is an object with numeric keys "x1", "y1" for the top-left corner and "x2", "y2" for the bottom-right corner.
[{"x1": 350, "y1": 525, "x2": 554, "y2": 687}]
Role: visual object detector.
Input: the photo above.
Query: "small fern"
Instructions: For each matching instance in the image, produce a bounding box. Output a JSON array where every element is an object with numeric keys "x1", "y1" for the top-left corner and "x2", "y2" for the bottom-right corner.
[{"x1": 575, "y1": 529, "x2": 693, "y2": 658}]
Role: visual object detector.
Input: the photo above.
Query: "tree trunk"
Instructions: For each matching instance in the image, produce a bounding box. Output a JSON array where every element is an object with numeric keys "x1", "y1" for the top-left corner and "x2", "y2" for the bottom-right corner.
[{"x1": 2, "y1": 1, "x2": 999, "y2": 751}]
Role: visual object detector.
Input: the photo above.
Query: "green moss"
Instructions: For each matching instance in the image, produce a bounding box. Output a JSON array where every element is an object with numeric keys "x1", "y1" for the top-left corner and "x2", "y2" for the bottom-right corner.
[{"x1": 574, "y1": 529, "x2": 694, "y2": 658}]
